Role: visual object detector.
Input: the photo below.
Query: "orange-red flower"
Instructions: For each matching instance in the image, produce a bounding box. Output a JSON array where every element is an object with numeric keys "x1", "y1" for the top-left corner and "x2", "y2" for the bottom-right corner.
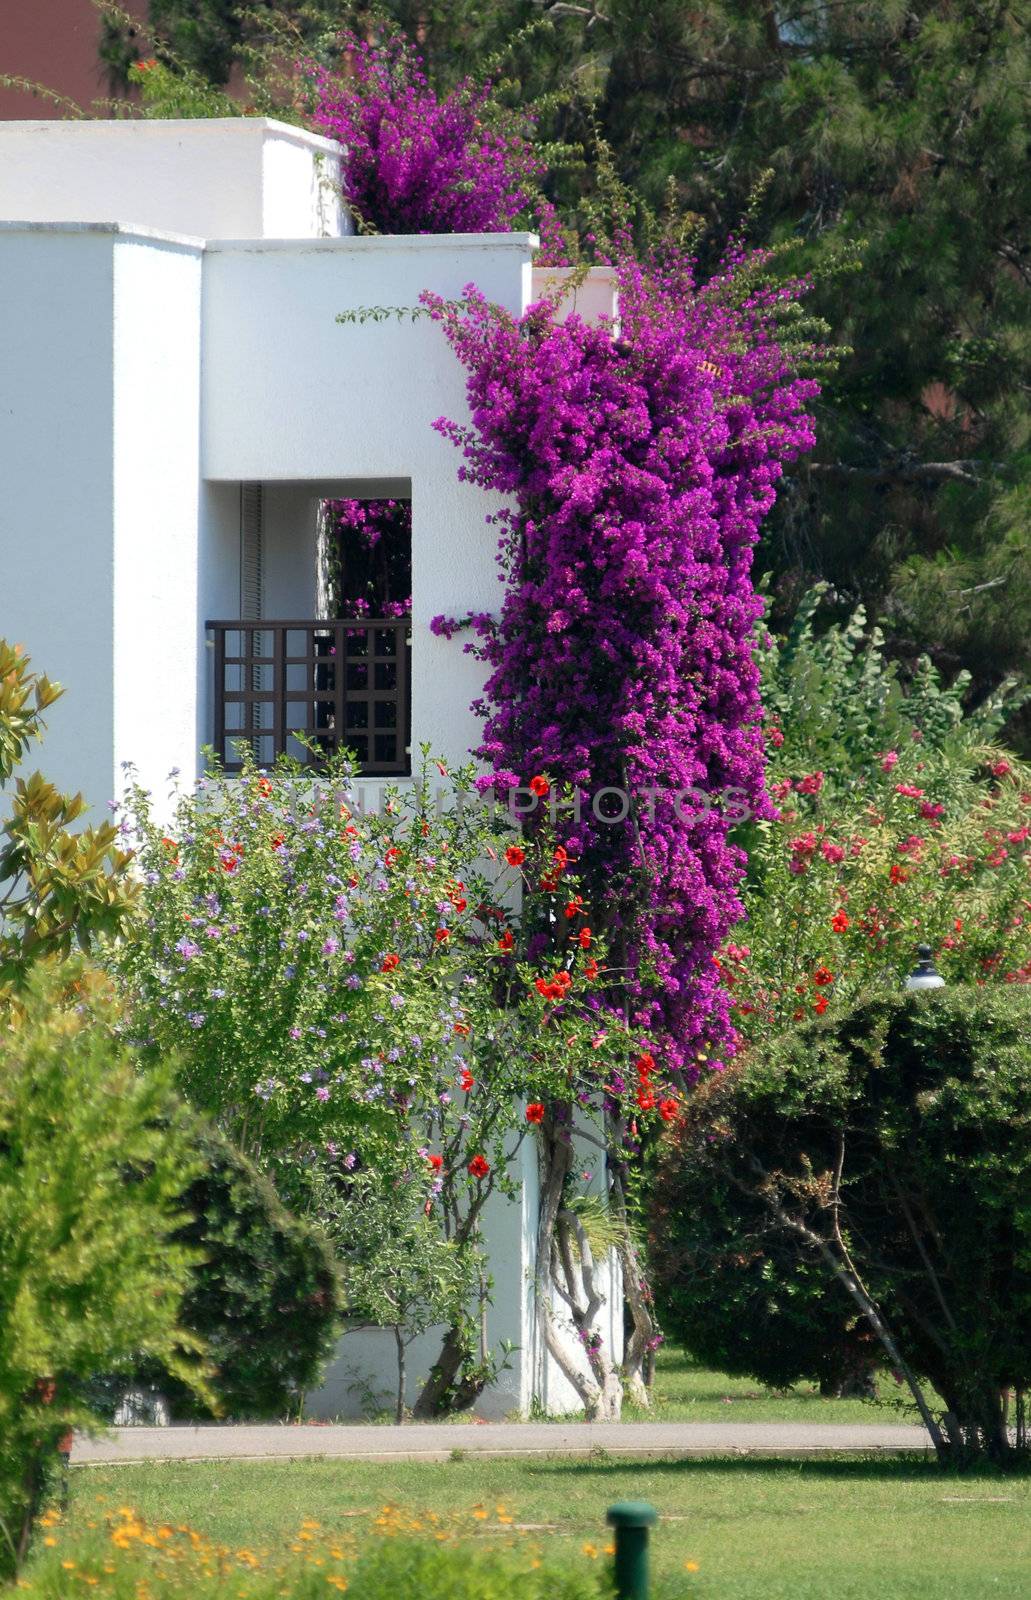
[
  {"x1": 658, "y1": 1098, "x2": 678, "y2": 1123},
  {"x1": 529, "y1": 775, "x2": 549, "y2": 797},
  {"x1": 505, "y1": 845, "x2": 525, "y2": 867},
  {"x1": 257, "y1": 776, "x2": 273, "y2": 797},
  {"x1": 831, "y1": 911, "x2": 849, "y2": 932},
  {"x1": 435, "y1": 927, "x2": 450, "y2": 942},
  {"x1": 381, "y1": 953, "x2": 400, "y2": 972},
  {"x1": 468, "y1": 1154, "x2": 490, "y2": 1179},
  {"x1": 525, "y1": 1102, "x2": 546, "y2": 1124},
  {"x1": 427, "y1": 1153, "x2": 443, "y2": 1172},
  {"x1": 460, "y1": 1068, "x2": 475, "y2": 1092},
  {"x1": 497, "y1": 930, "x2": 515, "y2": 952},
  {"x1": 813, "y1": 966, "x2": 834, "y2": 986},
  {"x1": 578, "y1": 927, "x2": 592, "y2": 949}
]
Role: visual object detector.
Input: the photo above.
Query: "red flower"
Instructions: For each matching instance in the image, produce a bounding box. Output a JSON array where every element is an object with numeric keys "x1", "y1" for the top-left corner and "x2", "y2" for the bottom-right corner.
[
  {"x1": 468, "y1": 1154, "x2": 490, "y2": 1179},
  {"x1": 555, "y1": 970, "x2": 572, "y2": 990},
  {"x1": 813, "y1": 966, "x2": 834, "y2": 986},
  {"x1": 257, "y1": 776, "x2": 273, "y2": 797},
  {"x1": 831, "y1": 911, "x2": 849, "y2": 932},
  {"x1": 635, "y1": 1052, "x2": 656, "y2": 1078},
  {"x1": 889, "y1": 864, "x2": 909, "y2": 885},
  {"x1": 564, "y1": 896, "x2": 584, "y2": 919},
  {"x1": 435, "y1": 927, "x2": 450, "y2": 942},
  {"x1": 577, "y1": 927, "x2": 592, "y2": 949},
  {"x1": 220, "y1": 853, "x2": 239, "y2": 873},
  {"x1": 795, "y1": 771, "x2": 824, "y2": 795},
  {"x1": 381, "y1": 953, "x2": 400, "y2": 972},
  {"x1": 636, "y1": 1086, "x2": 656, "y2": 1111},
  {"x1": 584, "y1": 957, "x2": 599, "y2": 980},
  {"x1": 270, "y1": 833, "x2": 285, "y2": 851},
  {"x1": 553, "y1": 846, "x2": 569, "y2": 869},
  {"x1": 992, "y1": 760, "x2": 1012, "y2": 778},
  {"x1": 813, "y1": 994, "x2": 829, "y2": 1015},
  {"x1": 658, "y1": 1098, "x2": 678, "y2": 1123},
  {"x1": 427, "y1": 1153, "x2": 443, "y2": 1172},
  {"x1": 525, "y1": 1102, "x2": 546, "y2": 1124},
  {"x1": 497, "y1": 930, "x2": 515, "y2": 952},
  {"x1": 384, "y1": 846, "x2": 401, "y2": 868},
  {"x1": 505, "y1": 845, "x2": 525, "y2": 867},
  {"x1": 451, "y1": 897, "x2": 468, "y2": 913},
  {"x1": 529, "y1": 775, "x2": 550, "y2": 797},
  {"x1": 454, "y1": 1021, "x2": 470, "y2": 1037},
  {"x1": 539, "y1": 875, "x2": 558, "y2": 892},
  {"x1": 460, "y1": 1068, "x2": 475, "y2": 1092}
]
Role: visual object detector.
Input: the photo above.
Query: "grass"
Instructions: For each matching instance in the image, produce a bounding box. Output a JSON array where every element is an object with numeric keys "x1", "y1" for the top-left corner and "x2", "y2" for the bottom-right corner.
[
  {"x1": 617, "y1": 1345, "x2": 909, "y2": 1426},
  {"x1": 43, "y1": 1452, "x2": 1031, "y2": 1599}
]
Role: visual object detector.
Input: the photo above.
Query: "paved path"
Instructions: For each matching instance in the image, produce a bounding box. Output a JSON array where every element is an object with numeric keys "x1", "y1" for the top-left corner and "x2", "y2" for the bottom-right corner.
[{"x1": 72, "y1": 1419, "x2": 933, "y2": 1466}]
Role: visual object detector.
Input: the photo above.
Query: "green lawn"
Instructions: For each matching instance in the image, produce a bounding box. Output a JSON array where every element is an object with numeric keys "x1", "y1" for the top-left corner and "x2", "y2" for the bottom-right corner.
[
  {"x1": 617, "y1": 1346, "x2": 907, "y2": 1426},
  {"x1": 45, "y1": 1452, "x2": 1031, "y2": 1599}
]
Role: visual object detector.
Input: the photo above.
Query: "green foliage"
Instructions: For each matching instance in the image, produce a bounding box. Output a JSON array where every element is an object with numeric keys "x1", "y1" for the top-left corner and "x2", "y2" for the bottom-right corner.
[
  {"x1": 650, "y1": 1161, "x2": 874, "y2": 1396},
  {"x1": 757, "y1": 584, "x2": 1028, "y2": 782},
  {"x1": 0, "y1": 970, "x2": 203, "y2": 1577},
  {"x1": 656, "y1": 985, "x2": 1031, "y2": 1461},
  {"x1": 0, "y1": 640, "x2": 138, "y2": 998},
  {"x1": 91, "y1": 1120, "x2": 345, "y2": 1421}
]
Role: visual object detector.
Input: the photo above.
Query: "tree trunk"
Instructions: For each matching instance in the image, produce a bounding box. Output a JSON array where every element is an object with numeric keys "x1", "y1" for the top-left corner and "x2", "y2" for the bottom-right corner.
[
  {"x1": 411, "y1": 1322, "x2": 469, "y2": 1419},
  {"x1": 393, "y1": 1325, "x2": 406, "y2": 1425}
]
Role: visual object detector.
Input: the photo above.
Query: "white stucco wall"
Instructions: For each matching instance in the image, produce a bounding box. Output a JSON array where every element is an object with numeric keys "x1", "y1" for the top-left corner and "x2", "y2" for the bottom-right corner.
[
  {"x1": 0, "y1": 225, "x2": 117, "y2": 810},
  {"x1": 0, "y1": 118, "x2": 346, "y2": 240},
  {"x1": 201, "y1": 233, "x2": 534, "y2": 785},
  {"x1": 112, "y1": 233, "x2": 204, "y2": 808}
]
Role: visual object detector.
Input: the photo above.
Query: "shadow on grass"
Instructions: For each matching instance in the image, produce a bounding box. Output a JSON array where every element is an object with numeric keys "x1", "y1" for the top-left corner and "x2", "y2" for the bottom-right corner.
[{"x1": 520, "y1": 1455, "x2": 1031, "y2": 1484}]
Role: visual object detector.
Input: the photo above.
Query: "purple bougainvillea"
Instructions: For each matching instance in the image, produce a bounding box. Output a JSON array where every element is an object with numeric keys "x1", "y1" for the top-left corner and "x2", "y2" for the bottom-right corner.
[
  {"x1": 327, "y1": 499, "x2": 412, "y2": 619},
  {"x1": 310, "y1": 34, "x2": 543, "y2": 235},
  {"x1": 424, "y1": 250, "x2": 818, "y2": 1084}
]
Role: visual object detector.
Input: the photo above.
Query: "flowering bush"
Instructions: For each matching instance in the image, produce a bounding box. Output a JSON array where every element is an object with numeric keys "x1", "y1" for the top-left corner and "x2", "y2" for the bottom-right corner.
[
  {"x1": 113, "y1": 751, "x2": 647, "y2": 1412},
  {"x1": 424, "y1": 247, "x2": 817, "y2": 1085},
  {"x1": 724, "y1": 595, "x2": 1031, "y2": 1044},
  {"x1": 310, "y1": 34, "x2": 543, "y2": 235}
]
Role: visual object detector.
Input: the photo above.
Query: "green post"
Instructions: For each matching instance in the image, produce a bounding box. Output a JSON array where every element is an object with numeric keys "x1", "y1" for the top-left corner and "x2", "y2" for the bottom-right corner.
[{"x1": 606, "y1": 1501, "x2": 658, "y2": 1600}]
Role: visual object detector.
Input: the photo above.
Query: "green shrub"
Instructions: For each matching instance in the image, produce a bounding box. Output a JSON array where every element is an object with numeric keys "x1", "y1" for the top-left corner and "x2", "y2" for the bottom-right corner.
[
  {"x1": 88, "y1": 1120, "x2": 345, "y2": 1422},
  {"x1": 652, "y1": 985, "x2": 1031, "y2": 1463},
  {"x1": 0, "y1": 971, "x2": 202, "y2": 1579}
]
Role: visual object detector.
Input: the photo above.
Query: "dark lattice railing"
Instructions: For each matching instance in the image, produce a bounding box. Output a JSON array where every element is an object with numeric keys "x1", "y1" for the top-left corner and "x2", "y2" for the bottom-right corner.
[{"x1": 206, "y1": 619, "x2": 411, "y2": 775}]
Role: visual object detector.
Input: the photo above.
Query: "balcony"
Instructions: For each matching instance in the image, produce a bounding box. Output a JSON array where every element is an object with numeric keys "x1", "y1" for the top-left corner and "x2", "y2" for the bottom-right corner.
[{"x1": 206, "y1": 618, "x2": 411, "y2": 776}]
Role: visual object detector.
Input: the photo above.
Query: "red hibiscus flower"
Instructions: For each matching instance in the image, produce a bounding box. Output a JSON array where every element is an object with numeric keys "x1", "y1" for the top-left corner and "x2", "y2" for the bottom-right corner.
[
  {"x1": 658, "y1": 1098, "x2": 678, "y2": 1123},
  {"x1": 636, "y1": 1086, "x2": 656, "y2": 1111},
  {"x1": 257, "y1": 776, "x2": 273, "y2": 797},
  {"x1": 381, "y1": 953, "x2": 400, "y2": 972},
  {"x1": 813, "y1": 966, "x2": 835, "y2": 986},
  {"x1": 813, "y1": 995, "x2": 829, "y2": 1014},
  {"x1": 529, "y1": 775, "x2": 549, "y2": 797},
  {"x1": 454, "y1": 1021, "x2": 470, "y2": 1037},
  {"x1": 435, "y1": 927, "x2": 450, "y2": 943},
  {"x1": 564, "y1": 896, "x2": 583, "y2": 919},
  {"x1": 505, "y1": 845, "x2": 525, "y2": 867},
  {"x1": 460, "y1": 1068, "x2": 475, "y2": 1092},
  {"x1": 831, "y1": 911, "x2": 849, "y2": 932},
  {"x1": 578, "y1": 927, "x2": 592, "y2": 949},
  {"x1": 525, "y1": 1102, "x2": 546, "y2": 1124},
  {"x1": 497, "y1": 930, "x2": 514, "y2": 952},
  {"x1": 427, "y1": 1153, "x2": 443, "y2": 1172},
  {"x1": 468, "y1": 1154, "x2": 490, "y2": 1179},
  {"x1": 584, "y1": 957, "x2": 599, "y2": 980}
]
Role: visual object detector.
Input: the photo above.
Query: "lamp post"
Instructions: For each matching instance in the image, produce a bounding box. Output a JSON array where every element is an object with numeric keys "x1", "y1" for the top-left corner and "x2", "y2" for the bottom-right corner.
[{"x1": 905, "y1": 944, "x2": 945, "y2": 991}]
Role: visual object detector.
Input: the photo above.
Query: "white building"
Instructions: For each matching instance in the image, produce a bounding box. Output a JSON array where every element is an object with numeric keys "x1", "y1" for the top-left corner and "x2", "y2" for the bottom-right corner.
[{"x1": 0, "y1": 116, "x2": 620, "y2": 1419}]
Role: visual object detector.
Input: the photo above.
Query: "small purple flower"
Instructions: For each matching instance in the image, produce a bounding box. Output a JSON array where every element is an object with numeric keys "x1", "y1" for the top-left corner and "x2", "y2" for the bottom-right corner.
[
  {"x1": 322, "y1": 936, "x2": 340, "y2": 956},
  {"x1": 174, "y1": 938, "x2": 200, "y2": 961},
  {"x1": 187, "y1": 1012, "x2": 206, "y2": 1028},
  {"x1": 315, "y1": 1086, "x2": 330, "y2": 1102}
]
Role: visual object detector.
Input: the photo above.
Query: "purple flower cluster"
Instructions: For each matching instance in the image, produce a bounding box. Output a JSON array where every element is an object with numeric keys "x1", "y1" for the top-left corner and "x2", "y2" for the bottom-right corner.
[
  {"x1": 310, "y1": 34, "x2": 542, "y2": 235},
  {"x1": 424, "y1": 248, "x2": 817, "y2": 1081},
  {"x1": 327, "y1": 499, "x2": 412, "y2": 619}
]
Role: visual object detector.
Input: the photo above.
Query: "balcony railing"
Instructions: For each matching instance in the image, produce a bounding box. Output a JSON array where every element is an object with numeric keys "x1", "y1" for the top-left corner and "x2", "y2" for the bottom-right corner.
[{"x1": 206, "y1": 619, "x2": 411, "y2": 776}]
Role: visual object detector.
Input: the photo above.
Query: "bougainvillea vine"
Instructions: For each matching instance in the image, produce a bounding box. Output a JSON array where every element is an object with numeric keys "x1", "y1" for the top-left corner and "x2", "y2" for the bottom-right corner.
[
  {"x1": 310, "y1": 34, "x2": 543, "y2": 235},
  {"x1": 424, "y1": 250, "x2": 818, "y2": 1086}
]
